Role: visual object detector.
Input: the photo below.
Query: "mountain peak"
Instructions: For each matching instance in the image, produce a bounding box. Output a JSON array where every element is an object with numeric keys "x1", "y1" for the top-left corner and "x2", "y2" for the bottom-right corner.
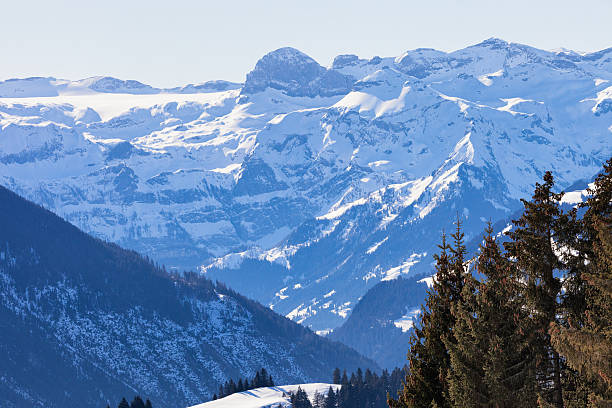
[
  {"x1": 75, "y1": 76, "x2": 158, "y2": 94},
  {"x1": 261, "y1": 47, "x2": 318, "y2": 64},
  {"x1": 242, "y1": 47, "x2": 353, "y2": 97},
  {"x1": 476, "y1": 37, "x2": 510, "y2": 48}
]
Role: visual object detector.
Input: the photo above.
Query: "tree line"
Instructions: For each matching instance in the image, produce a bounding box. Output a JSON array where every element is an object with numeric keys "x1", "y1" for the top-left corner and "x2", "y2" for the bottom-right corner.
[
  {"x1": 389, "y1": 159, "x2": 612, "y2": 407},
  {"x1": 213, "y1": 368, "x2": 275, "y2": 400},
  {"x1": 283, "y1": 367, "x2": 406, "y2": 408},
  {"x1": 106, "y1": 396, "x2": 152, "y2": 408}
]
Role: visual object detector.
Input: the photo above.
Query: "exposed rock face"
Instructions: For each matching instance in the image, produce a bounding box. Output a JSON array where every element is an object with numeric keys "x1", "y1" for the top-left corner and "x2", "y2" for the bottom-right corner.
[{"x1": 242, "y1": 47, "x2": 354, "y2": 97}]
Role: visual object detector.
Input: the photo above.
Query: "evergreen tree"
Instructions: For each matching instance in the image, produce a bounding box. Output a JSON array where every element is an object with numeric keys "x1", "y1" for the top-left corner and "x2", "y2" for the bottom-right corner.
[
  {"x1": 260, "y1": 368, "x2": 270, "y2": 386},
  {"x1": 338, "y1": 370, "x2": 350, "y2": 407},
  {"x1": 334, "y1": 366, "x2": 404, "y2": 408},
  {"x1": 333, "y1": 368, "x2": 341, "y2": 384},
  {"x1": 118, "y1": 398, "x2": 130, "y2": 408},
  {"x1": 144, "y1": 400, "x2": 152, "y2": 408},
  {"x1": 130, "y1": 396, "x2": 145, "y2": 408},
  {"x1": 448, "y1": 224, "x2": 537, "y2": 407},
  {"x1": 290, "y1": 386, "x2": 313, "y2": 408},
  {"x1": 445, "y1": 256, "x2": 484, "y2": 407},
  {"x1": 324, "y1": 386, "x2": 338, "y2": 408},
  {"x1": 550, "y1": 158, "x2": 612, "y2": 407},
  {"x1": 313, "y1": 390, "x2": 325, "y2": 408},
  {"x1": 390, "y1": 224, "x2": 465, "y2": 408},
  {"x1": 505, "y1": 171, "x2": 566, "y2": 407}
]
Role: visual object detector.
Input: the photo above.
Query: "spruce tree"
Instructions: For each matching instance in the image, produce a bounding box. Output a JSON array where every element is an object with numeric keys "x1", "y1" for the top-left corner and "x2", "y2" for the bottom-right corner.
[
  {"x1": 118, "y1": 398, "x2": 130, "y2": 408},
  {"x1": 550, "y1": 158, "x2": 612, "y2": 407},
  {"x1": 291, "y1": 386, "x2": 313, "y2": 408},
  {"x1": 505, "y1": 171, "x2": 566, "y2": 407},
  {"x1": 130, "y1": 396, "x2": 145, "y2": 408},
  {"x1": 313, "y1": 390, "x2": 325, "y2": 408},
  {"x1": 144, "y1": 399, "x2": 152, "y2": 408},
  {"x1": 260, "y1": 368, "x2": 269, "y2": 386},
  {"x1": 448, "y1": 224, "x2": 537, "y2": 407},
  {"x1": 445, "y1": 257, "x2": 484, "y2": 407},
  {"x1": 325, "y1": 386, "x2": 338, "y2": 408},
  {"x1": 333, "y1": 368, "x2": 341, "y2": 384},
  {"x1": 390, "y1": 226, "x2": 464, "y2": 408}
]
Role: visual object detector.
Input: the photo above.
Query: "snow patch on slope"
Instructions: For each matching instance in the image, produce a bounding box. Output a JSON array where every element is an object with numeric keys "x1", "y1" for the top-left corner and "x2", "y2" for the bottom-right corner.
[{"x1": 189, "y1": 383, "x2": 340, "y2": 408}]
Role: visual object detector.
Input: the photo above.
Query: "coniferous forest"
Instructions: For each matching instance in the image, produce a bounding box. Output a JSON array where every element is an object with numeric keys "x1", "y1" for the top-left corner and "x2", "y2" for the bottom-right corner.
[
  {"x1": 213, "y1": 368, "x2": 275, "y2": 400},
  {"x1": 106, "y1": 396, "x2": 152, "y2": 408},
  {"x1": 389, "y1": 159, "x2": 612, "y2": 408},
  {"x1": 286, "y1": 367, "x2": 406, "y2": 408}
]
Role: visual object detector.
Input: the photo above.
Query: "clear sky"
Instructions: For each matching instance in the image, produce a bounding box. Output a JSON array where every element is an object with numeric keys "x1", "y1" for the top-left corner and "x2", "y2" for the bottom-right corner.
[{"x1": 2, "y1": 0, "x2": 611, "y2": 88}]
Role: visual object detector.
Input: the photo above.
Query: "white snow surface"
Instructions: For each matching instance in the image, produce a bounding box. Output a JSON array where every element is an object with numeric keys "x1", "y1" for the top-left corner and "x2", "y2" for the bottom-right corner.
[
  {"x1": 393, "y1": 308, "x2": 422, "y2": 333},
  {"x1": 1, "y1": 38, "x2": 611, "y2": 330},
  {"x1": 189, "y1": 383, "x2": 340, "y2": 408}
]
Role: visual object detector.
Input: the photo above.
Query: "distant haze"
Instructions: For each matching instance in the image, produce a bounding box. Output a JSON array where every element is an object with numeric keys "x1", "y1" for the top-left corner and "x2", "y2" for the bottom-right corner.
[{"x1": 2, "y1": 0, "x2": 611, "y2": 87}]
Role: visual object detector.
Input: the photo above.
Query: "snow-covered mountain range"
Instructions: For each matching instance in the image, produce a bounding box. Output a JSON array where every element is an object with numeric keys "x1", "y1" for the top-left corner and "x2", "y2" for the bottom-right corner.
[{"x1": 1, "y1": 38, "x2": 610, "y2": 340}]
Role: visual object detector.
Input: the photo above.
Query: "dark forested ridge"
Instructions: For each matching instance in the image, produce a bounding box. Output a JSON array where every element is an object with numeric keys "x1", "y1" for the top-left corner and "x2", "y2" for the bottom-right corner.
[
  {"x1": 330, "y1": 276, "x2": 429, "y2": 369},
  {"x1": 390, "y1": 159, "x2": 612, "y2": 408},
  {"x1": 0, "y1": 185, "x2": 377, "y2": 408}
]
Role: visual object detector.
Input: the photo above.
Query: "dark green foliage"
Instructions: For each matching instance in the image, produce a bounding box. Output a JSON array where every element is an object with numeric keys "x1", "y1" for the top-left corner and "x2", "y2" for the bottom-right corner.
[
  {"x1": 324, "y1": 386, "x2": 338, "y2": 408},
  {"x1": 550, "y1": 158, "x2": 612, "y2": 407},
  {"x1": 391, "y1": 158, "x2": 612, "y2": 408},
  {"x1": 333, "y1": 368, "x2": 341, "y2": 384},
  {"x1": 329, "y1": 366, "x2": 404, "y2": 408},
  {"x1": 215, "y1": 368, "x2": 275, "y2": 399},
  {"x1": 290, "y1": 386, "x2": 313, "y2": 408},
  {"x1": 389, "y1": 220, "x2": 466, "y2": 408},
  {"x1": 504, "y1": 171, "x2": 567, "y2": 407},
  {"x1": 110, "y1": 396, "x2": 151, "y2": 408},
  {"x1": 130, "y1": 396, "x2": 146, "y2": 408},
  {"x1": 447, "y1": 224, "x2": 537, "y2": 407}
]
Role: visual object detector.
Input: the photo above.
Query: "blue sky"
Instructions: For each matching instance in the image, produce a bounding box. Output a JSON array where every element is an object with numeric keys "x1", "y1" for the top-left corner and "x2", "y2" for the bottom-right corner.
[{"x1": 2, "y1": 0, "x2": 611, "y2": 87}]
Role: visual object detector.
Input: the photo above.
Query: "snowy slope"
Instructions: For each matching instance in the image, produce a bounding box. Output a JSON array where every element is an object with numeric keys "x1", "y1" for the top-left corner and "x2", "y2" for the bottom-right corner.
[
  {"x1": 189, "y1": 384, "x2": 340, "y2": 408},
  {"x1": 1, "y1": 38, "x2": 611, "y2": 335},
  {"x1": 0, "y1": 186, "x2": 374, "y2": 408}
]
